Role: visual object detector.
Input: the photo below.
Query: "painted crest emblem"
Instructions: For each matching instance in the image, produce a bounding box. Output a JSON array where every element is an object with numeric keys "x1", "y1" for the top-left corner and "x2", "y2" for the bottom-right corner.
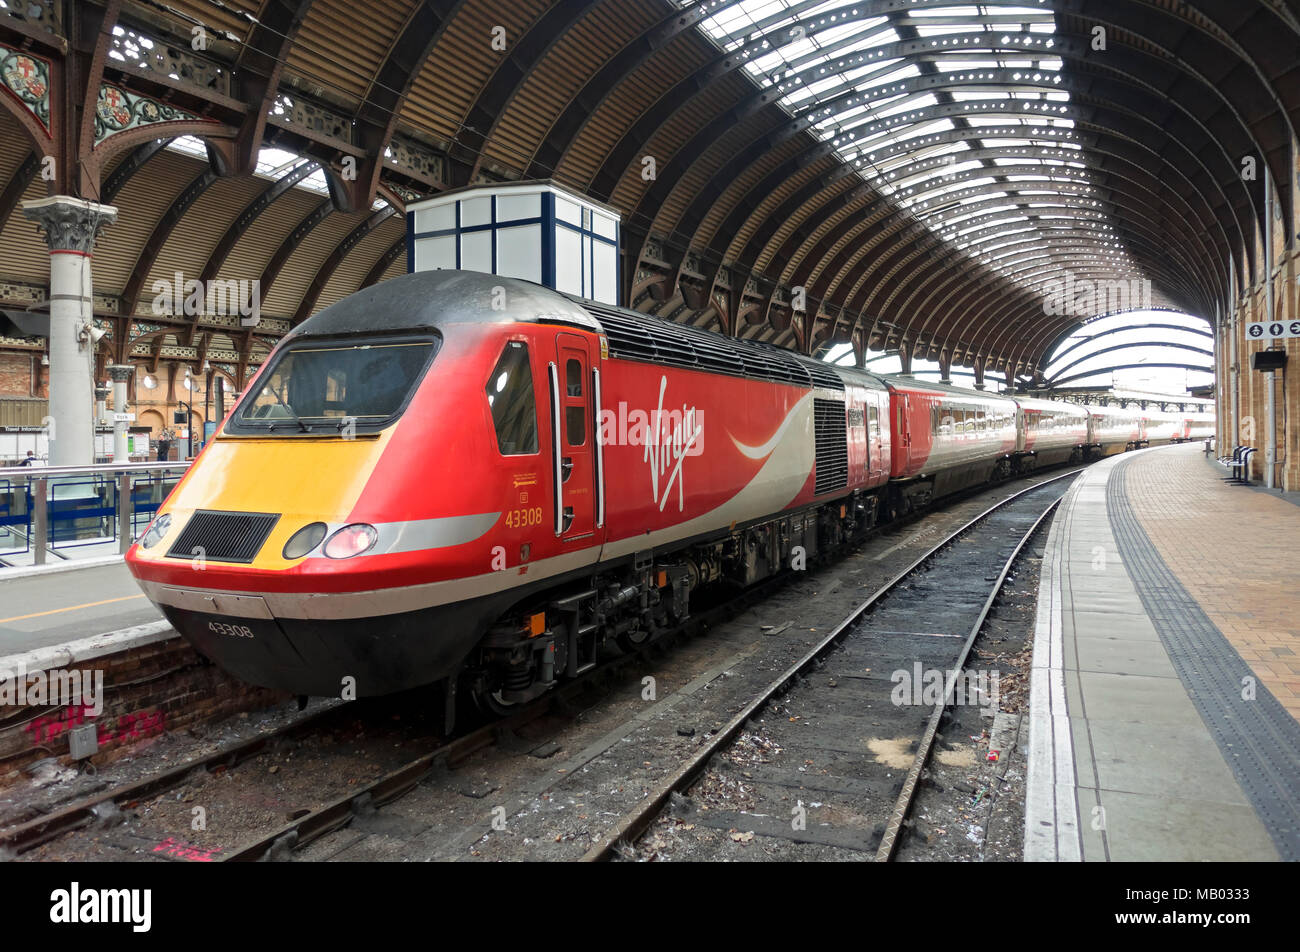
[
  {"x1": 3, "y1": 55, "x2": 46, "y2": 100},
  {"x1": 0, "y1": 47, "x2": 51, "y2": 130},
  {"x1": 97, "y1": 86, "x2": 133, "y2": 128}
]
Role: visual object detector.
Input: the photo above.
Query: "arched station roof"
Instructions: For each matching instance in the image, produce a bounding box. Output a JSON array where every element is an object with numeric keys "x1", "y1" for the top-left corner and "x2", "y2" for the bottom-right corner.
[{"x1": 1, "y1": 0, "x2": 1296, "y2": 386}]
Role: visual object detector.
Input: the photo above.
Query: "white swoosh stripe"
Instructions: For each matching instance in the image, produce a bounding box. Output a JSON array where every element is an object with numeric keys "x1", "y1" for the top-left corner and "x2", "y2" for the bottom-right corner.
[{"x1": 731, "y1": 397, "x2": 808, "y2": 459}]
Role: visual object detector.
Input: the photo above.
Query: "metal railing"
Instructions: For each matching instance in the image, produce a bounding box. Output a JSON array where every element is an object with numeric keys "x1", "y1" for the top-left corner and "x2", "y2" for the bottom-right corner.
[{"x1": 0, "y1": 461, "x2": 191, "y2": 567}]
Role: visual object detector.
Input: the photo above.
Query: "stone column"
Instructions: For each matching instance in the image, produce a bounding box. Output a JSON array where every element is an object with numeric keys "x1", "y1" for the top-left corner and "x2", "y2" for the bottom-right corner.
[
  {"x1": 107, "y1": 363, "x2": 133, "y2": 462},
  {"x1": 22, "y1": 196, "x2": 119, "y2": 466},
  {"x1": 94, "y1": 382, "x2": 110, "y2": 460},
  {"x1": 94, "y1": 383, "x2": 109, "y2": 425}
]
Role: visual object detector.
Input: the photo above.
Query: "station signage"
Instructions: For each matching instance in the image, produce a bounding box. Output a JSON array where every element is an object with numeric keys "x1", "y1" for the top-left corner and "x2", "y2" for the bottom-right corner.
[{"x1": 1246, "y1": 320, "x2": 1300, "y2": 340}]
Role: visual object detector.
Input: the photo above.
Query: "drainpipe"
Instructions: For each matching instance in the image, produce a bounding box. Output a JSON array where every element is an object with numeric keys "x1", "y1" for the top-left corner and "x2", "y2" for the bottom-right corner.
[
  {"x1": 1264, "y1": 166, "x2": 1277, "y2": 489},
  {"x1": 1228, "y1": 258, "x2": 1239, "y2": 448}
]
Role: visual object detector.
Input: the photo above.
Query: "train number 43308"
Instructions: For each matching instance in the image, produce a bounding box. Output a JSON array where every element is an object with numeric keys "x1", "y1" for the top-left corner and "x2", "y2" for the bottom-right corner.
[
  {"x1": 504, "y1": 506, "x2": 544, "y2": 529},
  {"x1": 208, "y1": 621, "x2": 255, "y2": 639}
]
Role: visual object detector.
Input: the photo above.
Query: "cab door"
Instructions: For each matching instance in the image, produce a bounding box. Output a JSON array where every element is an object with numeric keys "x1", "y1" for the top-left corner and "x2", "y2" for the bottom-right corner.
[{"x1": 549, "y1": 333, "x2": 597, "y2": 541}]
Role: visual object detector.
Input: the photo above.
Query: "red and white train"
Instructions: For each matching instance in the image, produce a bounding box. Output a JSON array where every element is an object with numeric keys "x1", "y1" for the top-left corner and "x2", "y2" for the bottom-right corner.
[{"x1": 125, "y1": 271, "x2": 1211, "y2": 709}]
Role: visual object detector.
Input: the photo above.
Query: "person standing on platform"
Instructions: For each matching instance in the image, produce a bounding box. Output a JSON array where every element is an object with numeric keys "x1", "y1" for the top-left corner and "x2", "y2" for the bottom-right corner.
[
  {"x1": 18, "y1": 450, "x2": 37, "y2": 467},
  {"x1": 157, "y1": 428, "x2": 172, "y2": 462}
]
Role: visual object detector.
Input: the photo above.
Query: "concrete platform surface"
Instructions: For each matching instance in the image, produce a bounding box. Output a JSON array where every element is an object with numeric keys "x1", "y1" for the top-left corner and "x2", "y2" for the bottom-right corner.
[
  {"x1": 1027, "y1": 444, "x2": 1300, "y2": 862},
  {"x1": 0, "y1": 560, "x2": 161, "y2": 656}
]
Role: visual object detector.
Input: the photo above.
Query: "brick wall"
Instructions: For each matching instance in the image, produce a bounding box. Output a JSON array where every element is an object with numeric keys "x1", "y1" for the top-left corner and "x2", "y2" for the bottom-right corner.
[
  {"x1": 1222, "y1": 244, "x2": 1299, "y2": 489},
  {"x1": 0, "y1": 351, "x2": 43, "y2": 398},
  {"x1": 0, "y1": 636, "x2": 287, "y2": 788}
]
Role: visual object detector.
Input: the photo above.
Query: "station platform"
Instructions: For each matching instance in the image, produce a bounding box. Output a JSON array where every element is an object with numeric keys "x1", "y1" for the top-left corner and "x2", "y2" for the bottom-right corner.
[
  {"x1": 0, "y1": 560, "x2": 163, "y2": 656},
  {"x1": 1027, "y1": 443, "x2": 1300, "y2": 862}
]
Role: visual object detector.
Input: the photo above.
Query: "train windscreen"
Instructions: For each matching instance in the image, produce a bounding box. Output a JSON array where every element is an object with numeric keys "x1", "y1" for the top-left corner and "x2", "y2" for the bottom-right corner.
[{"x1": 228, "y1": 337, "x2": 440, "y2": 434}]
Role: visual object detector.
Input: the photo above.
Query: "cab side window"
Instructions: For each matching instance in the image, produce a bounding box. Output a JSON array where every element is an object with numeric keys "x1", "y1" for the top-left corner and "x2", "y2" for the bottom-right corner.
[{"x1": 486, "y1": 341, "x2": 538, "y2": 455}]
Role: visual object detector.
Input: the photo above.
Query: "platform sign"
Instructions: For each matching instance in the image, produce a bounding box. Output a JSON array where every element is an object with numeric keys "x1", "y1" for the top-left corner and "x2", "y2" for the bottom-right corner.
[
  {"x1": 1246, "y1": 320, "x2": 1300, "y2": 340},
  {"x1": 113, "y1": 412, "x2": 135, "y2": 422}
]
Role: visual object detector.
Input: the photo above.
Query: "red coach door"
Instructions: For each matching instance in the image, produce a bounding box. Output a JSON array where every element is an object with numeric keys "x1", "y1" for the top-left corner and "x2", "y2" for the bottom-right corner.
[
  {"x1": 897, "y1": 393, "x2": 913, "y2": 472},
  {"x1": 549, "y1": 333, "x2": 597, "y2": 541}
]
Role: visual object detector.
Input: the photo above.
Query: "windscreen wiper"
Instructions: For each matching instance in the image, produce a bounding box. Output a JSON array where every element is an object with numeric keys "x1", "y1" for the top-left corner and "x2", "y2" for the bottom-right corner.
[{"x1": 266, "y1": 387, "x2": 309, "y2": 432}]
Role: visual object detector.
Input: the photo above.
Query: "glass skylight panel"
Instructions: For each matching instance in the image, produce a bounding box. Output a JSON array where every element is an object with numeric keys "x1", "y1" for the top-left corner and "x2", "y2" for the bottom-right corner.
[
  {"x1": 936, "y1": 60, "x2": 1002, "y2": 72},
  {"x1": 672, "y1": 0, "x2": 1142, "y2": 305},
  {"x1": 957, "y1": 217, "x2": 1028, "y2": 238},
  {"x1": 162, "y1": 135, "x2": 209, "y2": 159},
  {"x1": 817, "y1": 21, "x2": 875, "y2": 45},
  {"x1": 910, "y1": 4, "x2": 984, "y2": 17},
  {"x1": 164, "y1": 139, "x2": 332, "y2": 201}
]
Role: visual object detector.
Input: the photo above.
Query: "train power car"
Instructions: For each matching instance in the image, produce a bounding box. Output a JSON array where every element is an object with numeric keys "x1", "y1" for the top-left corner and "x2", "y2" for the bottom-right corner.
[
  {"x1": 124, "y1": 270, "x2": 1134, "y2": 711},
  {"x1": 126, "y1": 271, "x2": 898, "y2": 709}
]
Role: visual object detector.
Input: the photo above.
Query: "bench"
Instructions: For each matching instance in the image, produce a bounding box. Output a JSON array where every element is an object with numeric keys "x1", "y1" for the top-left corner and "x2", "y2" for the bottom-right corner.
[{"x1": 1217, "y1": 445, "x2": 1257, "y2": 485}]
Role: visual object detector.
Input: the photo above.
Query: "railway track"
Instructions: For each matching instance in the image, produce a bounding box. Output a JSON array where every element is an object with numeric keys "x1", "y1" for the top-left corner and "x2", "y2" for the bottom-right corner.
[
  {"x1": 582, "y1": 470, "x2": 1073, "y2": 861},
  {"x1": 0, "y1": 546, "x2": 818, "y2": 861},
  {"x1": 3, "y1": 467, "x2": 1078, "y2": 862}
]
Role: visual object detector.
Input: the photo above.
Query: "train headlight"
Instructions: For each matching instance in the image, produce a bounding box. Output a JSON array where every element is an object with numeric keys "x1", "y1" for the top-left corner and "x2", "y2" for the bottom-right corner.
[
  {"x1": 139, "y1": 513, "x2": 171, "y2": 549},
  {"x1": 323, "y1": 524, "x2": 378, "y2": 559},
  {"x1": 283, "y1": 522, "x2": 328, "y2": 560}
]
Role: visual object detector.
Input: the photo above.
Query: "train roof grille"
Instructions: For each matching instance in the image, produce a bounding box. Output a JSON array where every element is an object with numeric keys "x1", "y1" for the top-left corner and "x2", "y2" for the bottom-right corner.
[{"x1": 579, "y1": 301, "x2": 842, "y2": 392}]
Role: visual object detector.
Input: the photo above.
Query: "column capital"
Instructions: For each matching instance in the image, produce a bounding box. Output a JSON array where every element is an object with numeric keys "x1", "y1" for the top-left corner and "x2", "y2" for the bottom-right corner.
[
  {"x1": 22, "y1": 195, "x2": 119, "y2": 254},
  {"x1": 106, "y1": 362, "x2": 134, "y2": 382},
  {"x1": 94, "y1": 384, "x2": 111, "y2": 401}
]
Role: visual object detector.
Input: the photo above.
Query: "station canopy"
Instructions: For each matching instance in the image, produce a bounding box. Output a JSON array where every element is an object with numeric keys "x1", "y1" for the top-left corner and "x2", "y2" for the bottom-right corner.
[{"x1": 0, "y1": 0, "x2": 1295, "y2": 387}]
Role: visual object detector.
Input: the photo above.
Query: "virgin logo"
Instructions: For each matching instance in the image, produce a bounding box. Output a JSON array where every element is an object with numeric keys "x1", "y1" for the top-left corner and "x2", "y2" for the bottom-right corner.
[
  {"x1": 643, "y1": 376, "x2": 702, "y2": 512},
  {"x1": 597, "y1": 376, "x2": 704, "y2": 512}
]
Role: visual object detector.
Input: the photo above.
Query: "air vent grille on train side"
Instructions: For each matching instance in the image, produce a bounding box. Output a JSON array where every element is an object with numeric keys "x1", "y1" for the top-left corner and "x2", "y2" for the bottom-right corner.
[
  {"x1": 814, "y1": 398, "x2": 849, "y2": 495},
  {"x1": 577, "y1": 300, "x2": 844, "y2": 392}
]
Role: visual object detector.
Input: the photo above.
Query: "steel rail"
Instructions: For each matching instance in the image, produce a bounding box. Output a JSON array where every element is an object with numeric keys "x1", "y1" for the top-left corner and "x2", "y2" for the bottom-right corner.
[{"x1": 580, "y1": 469, "x2": 1077, "y2": 862}]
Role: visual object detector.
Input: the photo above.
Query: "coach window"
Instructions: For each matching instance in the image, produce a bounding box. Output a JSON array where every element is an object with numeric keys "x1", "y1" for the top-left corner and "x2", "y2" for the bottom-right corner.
[{"x1": 486, "y1": 341, "x2": 539, "y2": 455}]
